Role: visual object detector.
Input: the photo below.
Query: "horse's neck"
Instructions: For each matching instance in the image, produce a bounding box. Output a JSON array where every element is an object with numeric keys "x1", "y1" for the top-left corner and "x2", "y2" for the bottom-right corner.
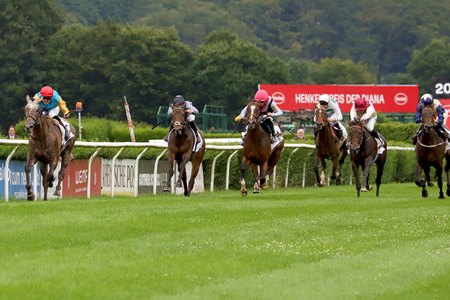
[
  {"x1": 420, "y1": 128, "x2": 440, "y2": 144},
  {"x1": 33, "y1": 116, "x2": 51, "y2": 141},
  {"x1": 318, "y1": 124, "x2": 334, "y2": 142}
]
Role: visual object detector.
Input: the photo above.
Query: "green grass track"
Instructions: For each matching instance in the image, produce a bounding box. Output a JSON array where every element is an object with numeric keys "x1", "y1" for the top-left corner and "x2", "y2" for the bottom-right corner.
[{"x1": 1, "y1": 183, "x2": 449, "y2": 299}]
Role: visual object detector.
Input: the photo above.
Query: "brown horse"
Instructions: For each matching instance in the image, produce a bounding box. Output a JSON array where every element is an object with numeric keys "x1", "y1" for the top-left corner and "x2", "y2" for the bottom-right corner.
[
  {"x1": 240, "y1": 101, "x2": 284, "y2": 196},
  {"x1": 313, "y1": 107, "x2": 348, "y2": 186},
  {"x1": 24, "y1": 97, "x2": 76, "y2": 200},
  {"x1": 163, "y1": 104, "x2": 206, "y2": 196},
  {"x1": 348, "y1": 120, "x2": 387, "y2": 197},
  {"x1": 415, "y1": 107, "x2": 447, "y2": 198}
]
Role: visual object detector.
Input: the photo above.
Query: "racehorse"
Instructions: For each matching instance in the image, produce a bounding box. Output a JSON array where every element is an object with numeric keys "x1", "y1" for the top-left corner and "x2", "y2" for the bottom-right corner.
[
  {"x1": 24, "y1": 96, "x2": 76, "y2": 200},
  {"x1": 313, "y1": 106, "x2": 348, "y2": 186},
  {"x1": 163, "y1": 104, "x2": 206, "y2": 196},
  {"x1": 415, "y1": 107, "x2": 447, "y2": 198},
  {"x1": 348, "y1": 119, "x2": 387, "y2": 197},
  {"x1": 240, "y1": 100, "x2": 284, "y2": 196}
]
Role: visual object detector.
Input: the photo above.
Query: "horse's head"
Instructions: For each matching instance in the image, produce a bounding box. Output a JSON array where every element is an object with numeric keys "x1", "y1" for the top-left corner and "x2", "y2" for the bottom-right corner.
[
  {"x1": 24, "y1": 97, "x2": 41, "y2": 134},
  {"x1": 170, "y1": 103, "x2": 187, "y2": 135},
  {"x1": 421, "y1": 106, "x2": 436, "y2": 133},
  {"x1": 245, "y1": 101, "x2": 262, "y2": 130},
  {"x1": 348, "y1": 120, "x2": 364, "y2": 151},
  {"x1": 314, "y1": 107, "x2": 328, "y2": 129}
]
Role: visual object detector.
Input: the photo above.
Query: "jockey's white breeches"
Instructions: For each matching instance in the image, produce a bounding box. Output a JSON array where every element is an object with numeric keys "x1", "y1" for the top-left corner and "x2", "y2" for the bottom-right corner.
[{"x1": 187, "y1": 114, "x2": 195, "y2": 122}]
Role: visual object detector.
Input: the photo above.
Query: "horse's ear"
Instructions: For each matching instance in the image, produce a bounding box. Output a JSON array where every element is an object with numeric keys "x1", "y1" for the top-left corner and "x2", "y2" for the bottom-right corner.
[{"x1": 26, "y1": 95, "x2": 32, "y2": 104}]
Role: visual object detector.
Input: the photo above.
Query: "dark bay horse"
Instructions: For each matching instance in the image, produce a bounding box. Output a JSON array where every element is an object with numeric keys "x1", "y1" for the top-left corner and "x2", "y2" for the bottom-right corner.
[
  {"x1": 240, "y1": 101, "x2": 284, "y2": 196},
  {"x1": 163, "y1": 104, "x2": 206, "y2": 197},
  {"x1": 313, "y1": 107, "x2": 348, "y2": 186},
  {"x1": 348, "y1": 120, "x2": 387, "y2": 197},
  {"x1": 24, "y1": 97, "x2": 76, "y2": 200},
  {"x1": 415, "y1": 107, "x2": 447, "y2": 198}
]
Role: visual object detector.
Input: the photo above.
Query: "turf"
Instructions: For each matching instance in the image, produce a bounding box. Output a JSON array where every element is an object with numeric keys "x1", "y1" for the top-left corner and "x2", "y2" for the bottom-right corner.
[{"x1": 0, "y1": 183, "x2": 449, "y2": 299}]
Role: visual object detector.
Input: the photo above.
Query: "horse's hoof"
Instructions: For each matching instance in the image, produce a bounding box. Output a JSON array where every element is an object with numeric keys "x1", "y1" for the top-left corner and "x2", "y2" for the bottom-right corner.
[
  {"x1": 336, "y1": 177, "x2": 341, "y2": 185},
  {"x1": 27, "y1": 194, "x2": 35, "y2": 201},
  {"x1": 360, "y1": 187, "x2": 368, "y2": 192},
  {"x1": 163, "y1": 187, "x2": 170, "y2": 192},
  {"x1": 428, "y1": 182, "x2": 434, "y2": 187},
  {"x1": 261, "y1": 183, "x2": 269, "y2": 190},
  {"x1": 240, "y1": 190, "x2": 247, "y2": 197},
  {"x1": 422, "y1": 190, "x2": 428, "y2": 198},
  {"x1": 253, "y1": 189, "x2": 259, "y2": 194}
]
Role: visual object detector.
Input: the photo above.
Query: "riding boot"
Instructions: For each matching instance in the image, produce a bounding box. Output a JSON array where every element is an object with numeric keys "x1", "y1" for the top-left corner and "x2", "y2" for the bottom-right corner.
[
  {"x1": 55, "y1": 117, "x2": 73, "y2": 141},
  {"x1": 371, "y1": 129, "x2": 385, "y2": 154},
  {"x1": 189, "y1": 121, "x2": 201, "y2": 144}
]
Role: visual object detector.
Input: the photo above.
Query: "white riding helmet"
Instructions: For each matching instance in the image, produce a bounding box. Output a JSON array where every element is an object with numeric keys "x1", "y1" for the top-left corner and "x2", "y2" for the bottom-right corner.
[{"x1": 319, "y1": 94, "x2": 330, "y2": 103}]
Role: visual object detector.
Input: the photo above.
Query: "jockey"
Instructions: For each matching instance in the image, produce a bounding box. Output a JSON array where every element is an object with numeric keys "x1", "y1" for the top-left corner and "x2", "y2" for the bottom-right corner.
[
  {"x1": 164, "y1": 95, "x2": 201, "y2": 144},
  {"x1": 413, "y1": 93, "x2": 450, "y2": 144},
  {"x1": 314, "y1": 94, "x2": 347, "y2": 147},
  {"x1": 236, "y1": 89, "x2": 283, "y2": 143},
  {"x1": 350, "y1": 97, "x2": 385, "y2": 154},
  {"x1": 33, "y1": 85, "x2": 74, "y2": 142}
]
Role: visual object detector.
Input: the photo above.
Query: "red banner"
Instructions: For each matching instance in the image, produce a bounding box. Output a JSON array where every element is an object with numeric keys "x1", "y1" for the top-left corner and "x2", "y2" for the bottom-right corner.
[
  {"x1": 62, "y1": 158, "x2": 102, "y2": 197},
  {"x1": 259, "y1": 84, "x2": 419, "y2": 113}
]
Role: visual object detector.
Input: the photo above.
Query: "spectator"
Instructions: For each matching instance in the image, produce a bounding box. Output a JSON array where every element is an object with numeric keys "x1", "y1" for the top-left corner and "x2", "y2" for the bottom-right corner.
[{"x1": 7, "y1": 125, "x2": 19, "y2": 139}]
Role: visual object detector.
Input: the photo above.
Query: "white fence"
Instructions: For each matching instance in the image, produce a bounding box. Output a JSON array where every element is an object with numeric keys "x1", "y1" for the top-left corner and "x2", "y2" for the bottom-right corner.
[{"x1": 0, "y1": 138, "x2": 414, "y2": 201}]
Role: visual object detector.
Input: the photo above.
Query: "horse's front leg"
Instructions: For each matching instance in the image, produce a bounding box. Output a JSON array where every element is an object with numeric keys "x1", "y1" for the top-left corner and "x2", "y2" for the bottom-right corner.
[
  {"x1": 252, "y1": 164, "x2": 260, "y2": 193},
  {"x1": 25, "y1": 156, "x2": 36, "y2": 201},
  {"x1": 40, "y1": 163, "x2": 49, "y2": 201},
  {"x1": 331, "y1": 156, "x2": 339, "y2": 182},
  {"x1": 337, "y1": 149, "x2": 348, "y2": 185},
  {"x1": 187, "y1": 155, "x2": 203, "y2": 197},
  {"x1": 240, "y1": 157, "x2": 251, "y2": 197},
  {"x1": 436, "y1": 165, "x2": 444, "y2": 199},
  {"x1": 164, "y1": 155, "x2": 175, "y2": 192},
  {"x1": 361, "y1": 157, "x2": 372, "y2": 192},
  {"x1": 54, "y1": 151, "x2": 71, "y2": 197},
  {"x1": 313, "y1": 155, "x2": 322, "y2": 186},
  {"x1": 351, "y1": 162, "x2": 361, "y2": 197},
  {"x1": 47, "y1": 156, "x2": 59, "y2": 189},
  {"x1": 445, "y1": 155, "x2": 450, "y2": 196},
  {"x1": 177, "y1": 155, "x2": 189, "y2": 195}
]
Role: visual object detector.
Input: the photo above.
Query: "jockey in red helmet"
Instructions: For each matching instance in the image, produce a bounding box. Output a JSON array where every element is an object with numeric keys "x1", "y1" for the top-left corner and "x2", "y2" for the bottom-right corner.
[
  {"x1": 236, "y1": 89, "x2": 283, "y2": 144},
  {"x1": 350, "y1": 97, "x2": 385, "y2": 154},
  {"x1": 33, "y1": 85, "x2": 74, "y2": 142}
]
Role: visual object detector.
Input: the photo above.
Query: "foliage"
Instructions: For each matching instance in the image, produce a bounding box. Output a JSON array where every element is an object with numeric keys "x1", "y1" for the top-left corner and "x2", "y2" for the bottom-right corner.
[
  {"x1": 407, "y1": 38, "x2": 450, "y2": 95},
  {"x1": 310, "y1": 58, "x2": 374, "y2": 84},
  {"x1": 188, "y1": 30, "x2": 290, "y2": 119},
  {"x1": 0, "y1": 0, "x2": 63, "y2": 131}
]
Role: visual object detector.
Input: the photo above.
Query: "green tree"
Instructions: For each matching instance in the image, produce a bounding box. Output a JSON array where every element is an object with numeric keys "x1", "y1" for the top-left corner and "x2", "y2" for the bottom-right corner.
[
  {"x1": 310, "y1": 58, "x2": 374, "y2": 84},
  {"x1": 37, "y1": 21, "x2": 193, "y2": 123},
  {"x1": 188, "y1": 30, "x2": 290, "y2": 120},
  {"x1": 407, "y1": 38, "x2": 450, "y2": 95},
  {"x1": 0, "y1": 0, "x2": 63, "y2": 130}
]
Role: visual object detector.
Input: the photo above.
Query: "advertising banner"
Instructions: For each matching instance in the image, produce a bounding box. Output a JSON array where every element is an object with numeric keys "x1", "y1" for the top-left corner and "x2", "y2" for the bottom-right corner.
[
  {"x1": 62, "y1": 158, "x2": 102, "y2": 197},
  {"x1": 0, "y1": 160, "x2": 41, "y2": 200},
  {"x1": 102, "y1": 159, "x2": 136, "y2": 196},
  {"x1": 439, "y1": 99, "x2": 450, "y2": 128},
  {"x1": 138, "y1": 160, "x2": 169, "y2": 194},
  {"x1": 259, "y1": 84, "x2": 419, "y2": 113}
]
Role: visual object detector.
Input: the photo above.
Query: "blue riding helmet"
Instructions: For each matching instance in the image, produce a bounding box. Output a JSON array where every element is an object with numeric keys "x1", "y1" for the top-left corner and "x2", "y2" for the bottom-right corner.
[{"x1": 420, "y1": 93, "x2": 434, "y2": 105}]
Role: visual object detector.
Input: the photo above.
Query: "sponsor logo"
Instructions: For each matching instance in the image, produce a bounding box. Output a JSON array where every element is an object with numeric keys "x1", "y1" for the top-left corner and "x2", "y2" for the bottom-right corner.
[
  {"x1": 394, "y1": 93, "x2": 408, "y2": 106},
  {"x1": 272, "y1": 92, "x2": 285, "y2": 105}
]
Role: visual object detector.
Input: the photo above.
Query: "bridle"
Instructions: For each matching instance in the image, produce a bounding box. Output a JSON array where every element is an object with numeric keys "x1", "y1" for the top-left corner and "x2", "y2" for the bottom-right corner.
[
  {"x1": 314, "y1": 107, "x2": 329, "y2": 129},
  {"x1": 349, "y1": 123, "x2": 364, "y2": 151},
  {"x1": 171, "y1": 105, "x2": 187, "y2": 133},
  {"x1": 245, "y1": 102, "x2": 262, "y2": 129},
  {"x1": 24, "y1": 104, "x2": 42, "y2": 131}
]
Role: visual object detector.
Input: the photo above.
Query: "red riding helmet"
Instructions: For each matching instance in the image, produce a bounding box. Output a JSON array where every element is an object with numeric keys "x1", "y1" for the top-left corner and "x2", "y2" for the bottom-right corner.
[
  {"x1": 40, "y1": 86, "x2": 54, "y2": 98},
  {"x1": 254, "y1": 89, "x2": 269, "y2": 102},
  {"x1": 354, "y1": 98, "x2": 369, "y2": 111}
]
